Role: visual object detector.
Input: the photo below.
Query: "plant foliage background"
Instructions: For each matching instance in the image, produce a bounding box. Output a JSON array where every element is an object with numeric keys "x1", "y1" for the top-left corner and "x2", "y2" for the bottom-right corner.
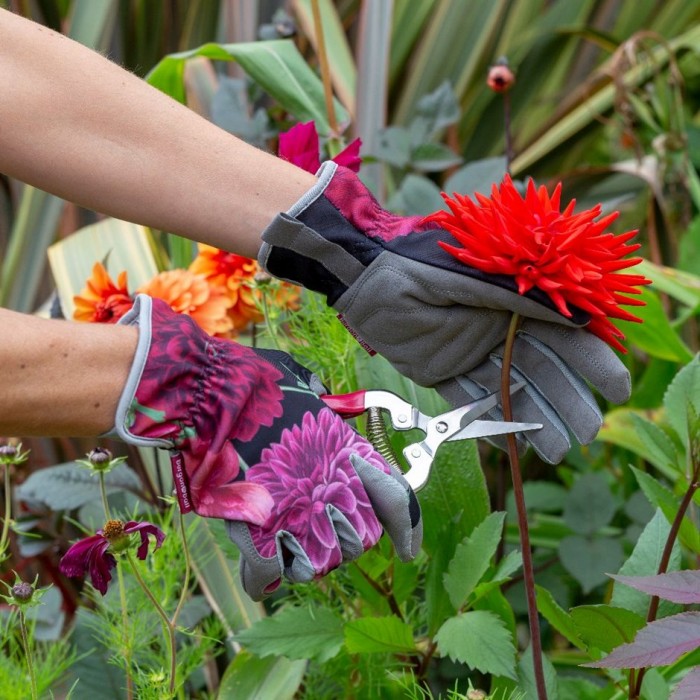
[{"x1": 1, "y1": 1, "x2": 700, "y2": 699}]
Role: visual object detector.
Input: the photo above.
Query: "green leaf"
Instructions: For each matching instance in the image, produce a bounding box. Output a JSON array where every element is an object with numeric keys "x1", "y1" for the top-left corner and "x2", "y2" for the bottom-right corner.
[
  {"x1": 15, "y1": 461, "x2": 141, "y2": 511},
  {"x1": 635, "y1": 259, "x2": 700, "y2": 309},
  {"x1": 217, "y1": 650, "x2": 305, "y2": 700},
  {"x1": 535, "y1": 585, "x2": 585, "y2": 651},
  {"x1": 678, "y1": 217, "x2": 700, "y2": 276},
  {"x1": 611, "y1": 509, "x2": 682, "y2": 618},
  {"x1": 344, "y1": 616, "x2": 416, "y2": 654},
  {"x1": 558, "y1": 535, "x2": 624, "y2": 593},
  {"x1": 234, "y1": 606, "x2": 344, "y2": 662},
  {"x1": 616, "y1": 288, "x2": 693, "y2": 363},
  {"x1": 374, "y1": 126, "x2": 412, "y2": 168},
  {"x1": 443, "y1": 156, "x2": 508, "y2": 197},
  {"x1": 570, "y1": 604, "x2": 646, "y2": 654},
  {"x1": 663, "y1": 355, "x2": 700, "y2": 451},
  {"x1": 147, "y1": 40, "x2": 348, "y2": 135},
  {"x1": 630, "y1": 467, "x2": 700, "y2": 554},
  {"x1": 563, "y1": 473, "x2": 618, "y2": 535},
  {"x1": 386, "y1": 173, "x2": 445, "y2": 216},
  {"x1": 435, "y1": 610, "x2": 517, "y2": 680},
  {"x1": 518, "y1": 643, "x2": 559, "y2": 700},
  {"x1": 410, "y1": 142, "x2": 463, "y2": 172},
  {"x1": 629, "y1": 413, "x2": 682, "y2": 477},
  {"x1": 443, "y1": 511, "x2": 505, "y2": 609}
]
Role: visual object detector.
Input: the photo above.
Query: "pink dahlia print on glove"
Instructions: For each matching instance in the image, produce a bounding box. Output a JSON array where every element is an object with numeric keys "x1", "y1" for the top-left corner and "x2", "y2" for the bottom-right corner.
[{"x1": 245, "y1": 408, "x2": 388, "y2": 576}]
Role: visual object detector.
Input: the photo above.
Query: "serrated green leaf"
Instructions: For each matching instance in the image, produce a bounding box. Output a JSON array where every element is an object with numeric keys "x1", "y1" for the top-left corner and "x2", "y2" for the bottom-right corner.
[
  {"x1": 563, "y1": 473, "x2": 618, "y2": 535},
  {"x1": 630, "y1": 413, "x2": 682, "y2": 476},
  {"x1": 374, "y1": 126, "x2": 412, "y2": 168},
  {"x1": 344, "y1": 616, "x2": 416, "y2": 654},
  {"x1": 443, "y1": 156, "x2": 508, "y2": 197},
  {"x1": 234, "y1": 606, "x2": 343, "y2": 662},
  {"x1": 570, "y1": 604, "x2": 646, "y2": 654},
  {"x1": 386, "y1": 174, "x2": 445, "y2": 216},
  {"x1": 435, "y1": 610, "x2": 517, "y2": 680},
  {"x1": 664, "y1": 355, "x2": 700, "y2": 451},
  {"x1": 444, "y1": 511, "x2": 505, "y2": 609},
  {"x1": 611, "y1": 509, "x2": 682, "y2": 618},
  {"x1": 410, "y1": 142, "x2": 463, "y2": 172},
  {"x1": 630, "y1": 467, "x2": 700, "y2": 554},
  {"x1": 217, "y1": 649, "x2": 305, "y2": 700},
  {"x1": 535, "y1": 585, "x2": 585, "y2": 651},
  {"x1": 15, "y1": 462, "x2": 141, "y2": 511},
  {"x1": 518, "y1": 643, "x2": 559, "y2": 700}
]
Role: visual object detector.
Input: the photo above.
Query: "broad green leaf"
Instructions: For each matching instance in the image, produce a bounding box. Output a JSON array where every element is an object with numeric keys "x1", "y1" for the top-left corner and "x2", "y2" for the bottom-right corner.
[
  {"x1": 443, "y1": 511, "x2": 506, "y2": 609},
  {"x1": 629, "y1": 413, "x2": 682, "y2": 478},
  {"x1": 616, "y1": 288, "x2": 693, "y2": 363},
  {"x1": 217, "y1": 650, "x2": 305, "y2": 700},
  {"x1": 410, "y1": 142, "x2": 463, "y2": 172},
  {"x1": 611, "y1": 509, "x2": 682, "y2": 618},
  {"x1": 374, "y1": 126, "x2": 413, "y2": 168},
  {"x1": 586, "y1": 611, "x2": 700, "y2": 669},
  {"x1": 663, "y1": 355, "x2": 700, "y2": 451},
  {"x1": 344, "y1": 616, "x2": 416, "y2": 654},
  {"x1": 409, "y1": 81, "x2": 461, "y2": 143},
  {"x1": 15, "y1": 461, "x2": 141, "y2": 511},
  {"x1": 535, "y1": 585, "x2": 585, "y2": 651},
  {"x1": 234, "y1": 606, "x2": 344, "y2": 662},
  {"x1": 386, "y1": 173, "x2": 445, "y2": 216},
  {"x1": 558, "y1": 535, "x2": 624, "y2": 593},
  {"x1": 518, "y1": 643, "x2": 559, "y2": 700},
  {"x1": 146, "y1": 40, "x2": 348, "y2": 135},
  {"x1": 635, "y1": 259, "x2": 700, "y2": 310},
  {"x1": 444, "y1": 156, "x2": 508, "y2": 197},
  {"x1": 670, "y1": 665, "x2": 700, "y2": 700},
  {"x1": 563, "y1": 473, "x2": 618, "y2": 535},
  {"x1": 389, "y1": 0, "x2": 437, "y2": 86},
  {"x1": 570, "y1": 604, "x2": 645, "y2": 654},
  {"x1": 435, "y1": 610, "x2": 517, "y2": 680},
  {"x1": 558, "y1": 676, "x2": 604, "y2": 700},
  {"x1": 678, "y1": 218, "x2": 700, "y2": 276},
  {"x1": 611, "y1": 571, "x2": 700, "y2": 605},
  {"x1": 506, "y1": 482, "x2": 567, "y2": 516},
  {"x1": 631, "y1": 467, "x2": 700, "y2": 554},
  {"x1": 47, "y1": 219, "x2": 159, "y2": 319}
]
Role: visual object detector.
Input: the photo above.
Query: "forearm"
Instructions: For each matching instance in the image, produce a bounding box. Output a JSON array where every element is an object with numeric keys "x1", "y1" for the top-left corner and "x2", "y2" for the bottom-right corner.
[
  {"x1": 0, "y1": 9, "x2": 315, "y2": 259},
  {"x1": 0, "y1": 309, "x2": 137, "y2": 437}
]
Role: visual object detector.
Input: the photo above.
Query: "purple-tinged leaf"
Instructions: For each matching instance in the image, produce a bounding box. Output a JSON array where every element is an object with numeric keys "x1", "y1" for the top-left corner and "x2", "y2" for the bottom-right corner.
[
  {"x1": 611, "y1": 571, "x2": 700, "y2": 604},
  {"x1": 671, "y1": 666, "x2": 700, "y2": 699},
  {"x1": 585, "y1": 612, "x2": 700, "y2": 669}
]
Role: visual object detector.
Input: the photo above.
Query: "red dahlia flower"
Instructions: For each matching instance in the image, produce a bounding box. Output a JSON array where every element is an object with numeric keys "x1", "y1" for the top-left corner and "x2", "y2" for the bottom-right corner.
[
  {"x1": 59, "y1": 519, "x2": 165, "y2": 595},
  {"x1": 425, "y1": 176, "x2": 651, "y2": 352},
  {"x1": 278, "y1": 121, "x2": 362, "y2": 174}
]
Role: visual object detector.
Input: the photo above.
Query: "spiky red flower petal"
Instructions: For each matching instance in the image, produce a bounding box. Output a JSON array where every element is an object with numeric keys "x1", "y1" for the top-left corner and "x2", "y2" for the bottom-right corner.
[{"x1": 424, "y1": 175, "x2": 652, "y2": 352}]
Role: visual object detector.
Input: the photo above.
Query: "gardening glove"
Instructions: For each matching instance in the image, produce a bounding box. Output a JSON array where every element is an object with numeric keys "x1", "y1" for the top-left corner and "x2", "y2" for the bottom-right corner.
[
  {"x1": 258, "y1": 161, "x2": 631, "y2": 465},
  {"x1": 113, "y1": 295, "x2": 422, "y2": 599}
]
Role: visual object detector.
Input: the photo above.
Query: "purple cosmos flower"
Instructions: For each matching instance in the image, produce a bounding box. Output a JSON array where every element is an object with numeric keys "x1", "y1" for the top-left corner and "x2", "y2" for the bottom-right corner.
[
  {"x1": 59, "y1": 519, "x2": 165, "y2": 595},
  {"x1": 245, "y1": 408, "x2": 388, "y2": 576},
  {"x1": 278, "y1": 121, "x2": 362, "y2": 174}
]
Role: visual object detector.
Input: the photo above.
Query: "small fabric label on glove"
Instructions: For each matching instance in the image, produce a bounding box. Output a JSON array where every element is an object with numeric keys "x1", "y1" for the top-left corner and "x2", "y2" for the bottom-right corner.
[
  {"x1": 337, "y1": 313, "x2": 376, "y2": 356},
  {"x1": 170, "y1": 451, "x2": 193, "y2": 513}
]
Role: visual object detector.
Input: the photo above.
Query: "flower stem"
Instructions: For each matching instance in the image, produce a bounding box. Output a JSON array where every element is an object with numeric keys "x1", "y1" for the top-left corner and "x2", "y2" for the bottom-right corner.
[
  {"x1": 310, "y1": 0, "x2": 339, "y2": 138},
  {"x1": 98, "y1": 472, "x2": 111, "y2": 520},
  {"x1": 125, "y1": 551, "x2": 177, "y2": 697},
  {"x1": 500, "y1": 312, "x2": 548, "y2": 700},
  {"x1": 170, "y1": 511, "x2": 191, "y2": 628},
  {"x1": 0, "y1": 463, "x2": 12, "y2": 558},
  {"x1": 116, "y1": 565, "x2": 134, "y2": 700},
  {"x1": 18, "y1": 609, "x2": 37, "y2": 700}
]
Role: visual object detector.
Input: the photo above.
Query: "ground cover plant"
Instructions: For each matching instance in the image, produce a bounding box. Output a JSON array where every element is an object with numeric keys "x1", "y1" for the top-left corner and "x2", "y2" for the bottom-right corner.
[{"x1": 1, "y1": 1, "x2": 700, "y2": 698}]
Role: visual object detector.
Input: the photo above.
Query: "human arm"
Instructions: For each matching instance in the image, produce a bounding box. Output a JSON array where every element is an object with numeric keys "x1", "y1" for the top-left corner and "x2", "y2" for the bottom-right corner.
[{"x1": 0, "y1": 8, "x2": 316, "y2": 260}]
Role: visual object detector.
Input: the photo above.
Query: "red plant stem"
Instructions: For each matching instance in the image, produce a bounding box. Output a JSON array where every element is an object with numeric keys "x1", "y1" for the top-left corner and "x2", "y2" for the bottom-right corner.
[
  {"x1": 501, "y1": 312, "x2": 548, "y2": 700},
  {"x1": 503, "y1": 91, "x2": 513, "y2": 176},
  {"x1": 632, "y1": 462, "x2": 700, "y2": 698}
]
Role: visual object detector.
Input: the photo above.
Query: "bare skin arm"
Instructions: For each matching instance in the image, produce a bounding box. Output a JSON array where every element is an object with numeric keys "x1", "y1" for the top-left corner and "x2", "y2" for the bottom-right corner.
[{"x1": 0, "y1": 8, "x2": 316, "y2": 259}]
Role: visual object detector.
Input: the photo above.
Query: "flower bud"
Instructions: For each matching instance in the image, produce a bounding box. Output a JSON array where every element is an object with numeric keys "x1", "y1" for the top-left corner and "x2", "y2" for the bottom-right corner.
[
  {"x1": 11, "y1": 581, "x2": 33, "y2": 603},
  {"x1": 487, "y1": 59, "x2": 515, "y2": 93},
  {"x1": 0, "y1": 443, "x2": 29, "y2": 466},
  {"x1": 87, "y1": 447, "x2": 112, "y2": 469},
  {"x1": 467, "y1": 691, "x2": 487, "y2": 700}
]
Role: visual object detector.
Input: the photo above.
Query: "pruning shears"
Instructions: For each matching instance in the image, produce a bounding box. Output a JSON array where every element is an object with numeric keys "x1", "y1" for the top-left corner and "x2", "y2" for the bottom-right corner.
[{"x1": 321, "y1": 383, "x2": 542, "y2": 491}]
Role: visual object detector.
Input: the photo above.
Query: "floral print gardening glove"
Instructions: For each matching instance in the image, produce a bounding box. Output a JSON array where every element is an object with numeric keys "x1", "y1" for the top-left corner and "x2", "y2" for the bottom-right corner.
[
  {"x1": 113, "y1": 295, "x2": 422, "y2": 600},
  {"x1": 258, "y1": 161, "x2": 633, "y2": 465}
]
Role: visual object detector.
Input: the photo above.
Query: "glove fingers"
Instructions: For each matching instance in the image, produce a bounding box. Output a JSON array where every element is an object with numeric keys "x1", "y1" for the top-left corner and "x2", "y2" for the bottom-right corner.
[
  {"x1": 350, "y1": 455, "x2": 422, "y2": 561},
  {"x1": 521, "y1": 320, "x2": 631, "y2": 404}
]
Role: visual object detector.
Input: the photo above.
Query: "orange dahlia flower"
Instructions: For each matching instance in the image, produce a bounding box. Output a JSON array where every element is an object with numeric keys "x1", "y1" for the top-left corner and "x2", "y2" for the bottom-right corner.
[
  {"x1": 189, "y1": 244, "x2": 300, "y2": 332},
  {"x1": 136, "y1": 269, "x2": 233, "y2": 337},
  {"x1": 73, "y1": 262, "x2": 134, "y2": 323},
  {"x1": 425, "y1": 176, "x2": 652, "y2": 352}
]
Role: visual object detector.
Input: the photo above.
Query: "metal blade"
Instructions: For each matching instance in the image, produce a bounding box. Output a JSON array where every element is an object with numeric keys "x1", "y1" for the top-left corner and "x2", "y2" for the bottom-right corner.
[{"x1": 448, "y1": 419, "x2": 542, "y2": 441}]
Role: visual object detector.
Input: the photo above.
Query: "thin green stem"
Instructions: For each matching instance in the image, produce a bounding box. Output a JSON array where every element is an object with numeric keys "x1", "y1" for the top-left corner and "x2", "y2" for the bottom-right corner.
[
  {"x1": 0, "y1": 463, "x2": 12, "y2": 557},
  {"x1": 125, "y1": 551, "x2": 177, "y2": 697},
  {"x1": 116, "y1": 565, "x2": 134, "y2": 700},
  {"x1": 98, "y1": 472, "x2": 111, "y2": 520},
  {"x1": 18, "y1": 609, "x2": 37, "y2": 700},
  {"x1": 500, "y1": 312, "x2": 548, "y2": 700},
  {"x1": 261, "y1": 291, "x2": 282, "y2": 351},
  {"x1": 170, "y1": 511, "x2": 191, "y2": 628}
]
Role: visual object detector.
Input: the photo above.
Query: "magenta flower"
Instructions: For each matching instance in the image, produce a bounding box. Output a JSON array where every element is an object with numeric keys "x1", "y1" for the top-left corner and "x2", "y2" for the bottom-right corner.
[
  {"x1": 278, "y1": 121, "x2": 362, "y2": 174},
  {"x1": 245, "y1": 408, "x2": 388, "y2": 576},
  {"x1": 59, "y1": 519, "x2": 165, "y2": 595}
]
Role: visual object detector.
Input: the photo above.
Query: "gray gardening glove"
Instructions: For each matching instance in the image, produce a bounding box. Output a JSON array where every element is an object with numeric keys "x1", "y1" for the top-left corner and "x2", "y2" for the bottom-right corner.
[{"x1": 258, "y1": 161, "x2": 631, "y2": 464}]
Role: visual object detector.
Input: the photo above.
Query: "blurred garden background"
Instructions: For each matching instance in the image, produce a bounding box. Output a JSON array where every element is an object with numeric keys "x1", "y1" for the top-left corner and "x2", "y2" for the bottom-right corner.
[{"x1": 1, "y1": 1, "x2": 700, "y2": 698}]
